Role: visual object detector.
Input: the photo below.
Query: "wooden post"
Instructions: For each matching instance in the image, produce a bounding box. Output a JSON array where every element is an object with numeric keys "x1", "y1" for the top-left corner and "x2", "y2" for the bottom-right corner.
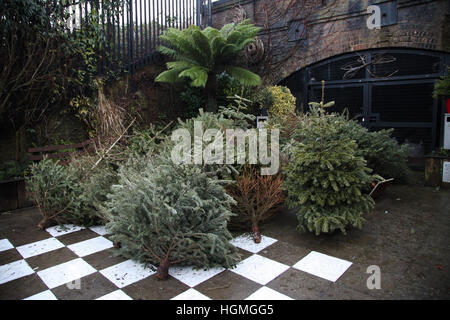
[{"x1": 425, "y1": 156, "x2": 442, "y2": 187}]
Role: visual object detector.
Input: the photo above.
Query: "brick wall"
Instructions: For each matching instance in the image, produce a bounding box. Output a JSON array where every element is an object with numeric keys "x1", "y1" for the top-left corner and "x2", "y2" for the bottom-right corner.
[{"x1": 211, "y1": 0, "x2": 450, "y2": 84}]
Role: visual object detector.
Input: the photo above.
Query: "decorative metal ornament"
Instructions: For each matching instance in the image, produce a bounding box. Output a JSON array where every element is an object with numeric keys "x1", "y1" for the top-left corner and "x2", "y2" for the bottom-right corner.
[
  {"x1": 245, "y1": 36, "x2": 265, "y2": 64},
  {"x1": 341, "y1": 53, "x2": 398, "y2": 79}
]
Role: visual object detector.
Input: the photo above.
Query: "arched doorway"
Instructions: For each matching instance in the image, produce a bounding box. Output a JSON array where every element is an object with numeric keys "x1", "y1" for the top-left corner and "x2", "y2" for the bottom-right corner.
[{"x1": 280, "y1": 48, "x2": 450, "y2": 154}]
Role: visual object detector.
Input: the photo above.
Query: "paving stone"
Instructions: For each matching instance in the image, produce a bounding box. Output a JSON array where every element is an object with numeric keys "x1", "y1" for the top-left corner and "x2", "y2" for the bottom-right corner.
[
  {"x1": 99, "y1": 260, "x2": 155, "y2": 288},
  {"x1": 171, "y1": 288, "x2": 211, "y2": 300},
  {"x1": 0, "y1": 273, "x2": 48, "y2": 300},
  {"x1": 51, "y1": 272, "x2": 118, "y2": 300},
  {"x1": 0, "y1": 239, "x2": 14, "y2": 252},
  {"x1": 82, "y1": 247, "x2": 127, "y2": 271},
  {"x1": 258, "y1": 241, "x2": 310, "y2": 266},
  {"x1": 169, "y1": 265, "x2": 226, "y2": 288},
  {"x1": 0, "y1": 259, "x2": 34, "y2": 285},
  {"x1": 96, "y1": 290, "x2": 132, "y2": 300},
  {"x1": 293, "y1": 251, "x2": 352, "y2": 282},
  {"x1": 67, "y1": 236, "x2": 113, "y2": 257},
  {"x1": 16, "y1": 238, "x2": 65, "y2": 259},
  {"x1": 89, "y1": 226, "x2": 110, "y2": 236},
  {"x1": 25, "y1": 247, "x2": 78, "y2": 272},
  {"x1": 37, "y1": 258, "x2": 97, "y2": 289},
  {"x1": 245, "y1": 286, "x2": 294, "y2": 300},
  {"x1": 195, "y1": 270, "x2": 261, "y2": 300},
  {"x1": 230, "y1": 234, "x2": 278, "y2": 253},
  {"x1": 46, "y1": 225, "x2": 85, "y2": 238},
  {"x1": 230, "y1": 254, "x2": 290, "y2": 285},
  {"x1": 123, "y1": 274, "x2": 190, "y2": 300},
  {"x1": 56, "y1": 229, "x2": 99, "y2": 246},
  {"x1": 266, "y1": 268, "x2": 333, "y2": 300},
  {"x1": 0, "y1": 248, "x2": 22, "y2": 266},
  {"x1": 24, "y1": 290, "x2": 58, "y2": 300}
]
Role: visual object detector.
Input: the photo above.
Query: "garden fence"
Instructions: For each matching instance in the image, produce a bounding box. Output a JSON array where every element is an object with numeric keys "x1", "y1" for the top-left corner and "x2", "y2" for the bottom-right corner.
[{"x1": 65, "y1": 0, "x2": 212, "y2": 75}]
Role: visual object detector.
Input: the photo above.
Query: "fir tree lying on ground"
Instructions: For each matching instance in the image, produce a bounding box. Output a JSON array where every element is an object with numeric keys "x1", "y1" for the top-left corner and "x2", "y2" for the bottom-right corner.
[
  {"x1": 103, "y1": 155, "x2": 240, "y2": 280},
  {"x1": 26, "y1": 155, "x2": 119, "y2": 229},
  {"x1": 283, "y1": 108, "x2": 375, "y2": 235}
]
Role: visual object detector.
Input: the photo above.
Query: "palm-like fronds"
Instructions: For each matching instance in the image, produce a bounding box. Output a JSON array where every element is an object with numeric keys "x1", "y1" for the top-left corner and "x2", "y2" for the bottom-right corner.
[{"x1": 155, "y1": 19, "x2": 262, "y2": 88}]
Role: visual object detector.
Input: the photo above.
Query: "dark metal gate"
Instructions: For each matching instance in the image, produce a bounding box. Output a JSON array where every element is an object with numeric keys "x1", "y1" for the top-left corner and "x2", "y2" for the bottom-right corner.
[{"x1": 280, "y1": 49, "x2": 450, "y2": 154}]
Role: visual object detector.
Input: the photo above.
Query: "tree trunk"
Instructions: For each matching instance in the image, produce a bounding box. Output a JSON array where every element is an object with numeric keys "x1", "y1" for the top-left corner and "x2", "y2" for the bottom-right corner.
[
  {"x1": 156, "y1": 258, "x2": 170, "y2": 280},
  {"x1": 252, "y1": 222, "x2": 262, "y2": 244},
  {"x1": 37, "y1": 217, "x2": 56, "y2": 230},
  {"x1": 205, "y1": 72, "x2": 218, "y2": 113}
]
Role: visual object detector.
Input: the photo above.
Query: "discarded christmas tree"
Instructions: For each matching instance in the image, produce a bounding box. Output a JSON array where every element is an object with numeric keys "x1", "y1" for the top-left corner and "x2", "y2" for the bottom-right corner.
[
  {"x1": 103, "y1": 156, "x2": 240, "y2": 280},
  {"x1": 226, "y1": 166, "x2": 285, "y2": 243},
  {"x1": 26, "y1": 157, "x2": 80, "y2": 229},
  {"x1": 283, "y1": 107, "x2": 375, "y2": 235}
]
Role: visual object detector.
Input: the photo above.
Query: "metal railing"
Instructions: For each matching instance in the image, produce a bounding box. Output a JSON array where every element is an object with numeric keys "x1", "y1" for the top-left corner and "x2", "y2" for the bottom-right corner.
[{"x1": 66, "y1": 0, "x2": 211, "y2": 75}]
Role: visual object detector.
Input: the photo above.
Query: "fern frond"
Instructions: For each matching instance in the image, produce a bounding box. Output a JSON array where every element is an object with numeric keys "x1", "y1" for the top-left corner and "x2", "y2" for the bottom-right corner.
[
  {"x1": 155, "y1": 68, "x2": 185, "y2": 84},
  {"x1": 178, "y1": 66, "x2": 209, "y2": 87},
  {"x1": 226, "y1": 66, "x2": 261, "y2": 86}
]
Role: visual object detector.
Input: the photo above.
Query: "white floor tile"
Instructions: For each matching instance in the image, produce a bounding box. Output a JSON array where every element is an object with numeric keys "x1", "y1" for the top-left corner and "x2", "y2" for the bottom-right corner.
[
  {"x1": 24, "y1": 290, "x2": 57, "y2": 300},
  {"x1": 169, "y1": 266, "x2": 225, "y2": 288},
  {"x1": 16, "y1": 238, "x2": 65, "y2": 259},
  {"x1": 45, "y1": 225, "x2": 84, "y2": 237},
  {"x1": 0, "y1": 239, "x2": 14, "y2": 252},
  {"x1": 37, "y1": 258, "x2": 96, "y2": 289},
  {"x1": 171, "y1": 288, "x2": 211, "y2": 300},
  {"x1": 230, "y1": 254, "x2": 289, "y2": 285},
  {"x1": 245, "y1": 286, "x2": 293, "y2": 300},
  {"x1": 67, "y1": 236, "x2": 113, "y2": 257},
  {"x1": 0, "y1": 260, "x2": 34, "y2": 285},
  {"x1": 89, "y1": 226, "x2": 110, "y2": 236},
  {"x1": 100, "y1": 260, "x2": 155, "y2": 288},
  {"x1": 230, "y1": 234, "x2": 277, "y2": 253},
  {"x1": 96, "y1": 290, "x2": 133, "y2": 300},
  {"x1": 293, "y1": 251, "x2": 352, "y2": 282}
]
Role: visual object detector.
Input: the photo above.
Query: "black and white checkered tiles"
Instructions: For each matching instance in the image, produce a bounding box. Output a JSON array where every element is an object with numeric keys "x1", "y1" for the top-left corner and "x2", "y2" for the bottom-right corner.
[{"x1": 0, "y1": 225, "x2": 353, "y2": 300}]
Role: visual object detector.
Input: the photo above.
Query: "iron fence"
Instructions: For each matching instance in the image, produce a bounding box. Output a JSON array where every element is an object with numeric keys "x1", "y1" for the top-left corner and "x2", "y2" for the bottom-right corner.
[{"x1": 66, "y1": 0, "x2": 212, "y2": 75}]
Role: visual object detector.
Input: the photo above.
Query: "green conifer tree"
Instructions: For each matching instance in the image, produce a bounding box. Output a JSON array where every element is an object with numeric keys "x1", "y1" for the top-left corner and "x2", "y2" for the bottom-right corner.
[{"x1": 283, "y1": 108, "x2": 375, "y2": 235}]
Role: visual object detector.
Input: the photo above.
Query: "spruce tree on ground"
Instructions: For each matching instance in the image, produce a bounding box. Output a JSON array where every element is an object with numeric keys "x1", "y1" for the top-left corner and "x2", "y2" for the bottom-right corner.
[{"x1": 103, "y1": 155, "x2": 240, "y2": 280}]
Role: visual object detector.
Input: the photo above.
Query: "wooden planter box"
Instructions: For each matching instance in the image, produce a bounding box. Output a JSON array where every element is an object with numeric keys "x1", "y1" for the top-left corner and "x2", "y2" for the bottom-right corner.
[
  {"x1": 425, "y1": 155, "x2": 450, "y2": 188},
  {"x1": 0, "y1": 178, "x2": 34, "y2": 212}
]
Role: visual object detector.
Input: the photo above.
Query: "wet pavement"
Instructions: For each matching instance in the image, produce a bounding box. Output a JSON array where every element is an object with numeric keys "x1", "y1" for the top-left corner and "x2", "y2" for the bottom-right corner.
[
  {"x1": 0, "y1": 173, "x2": 449, "y2": 300},
  {"x1": 261, "y1": 175, "x2": 450, "y2": 299}
]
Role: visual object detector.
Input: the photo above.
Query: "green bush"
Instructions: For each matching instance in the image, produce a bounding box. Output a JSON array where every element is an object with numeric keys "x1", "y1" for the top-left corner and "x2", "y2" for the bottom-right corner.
[
  {"x1": 179, "y1": 72, "x2": 259, "y2": 118},
  {"x1": 283, "y1": 109, "x2": 375, "y2": 235},
  {"x1": 103, "y1": 155, "x2": 240, "y2": 280},
  {"x1": 0, "y1": 159, "x2": 31, "y2": 181},
  {"x1": 256, "y1": 86, "x2": 296, "y2": 118},
  {"x1": 433, "y1": 67, "x2": 450, "y2": 98}
]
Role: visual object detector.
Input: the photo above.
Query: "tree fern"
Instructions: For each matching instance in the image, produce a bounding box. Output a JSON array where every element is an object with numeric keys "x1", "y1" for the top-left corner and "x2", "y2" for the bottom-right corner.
[{"x1": 156, "y1": 19, "x2": 262, "y2": 112}]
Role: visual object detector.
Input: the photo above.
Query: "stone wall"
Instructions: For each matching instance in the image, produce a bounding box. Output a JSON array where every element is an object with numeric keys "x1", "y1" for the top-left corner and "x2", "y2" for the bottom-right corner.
[{"x1": 211, "y1": 0, "x2": 450, "y2": 84}]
